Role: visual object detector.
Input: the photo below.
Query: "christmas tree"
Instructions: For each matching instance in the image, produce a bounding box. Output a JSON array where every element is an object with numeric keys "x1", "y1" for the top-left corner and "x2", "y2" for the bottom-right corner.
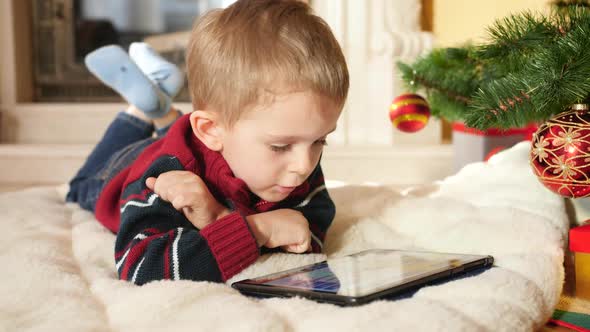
[{"x1": 398, "y1": 0, "x2": 590, "y2": 130}]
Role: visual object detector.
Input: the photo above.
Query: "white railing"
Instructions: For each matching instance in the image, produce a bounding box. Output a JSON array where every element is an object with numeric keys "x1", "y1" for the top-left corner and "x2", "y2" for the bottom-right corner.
[{"x1": 312, "y1": 0, "x2": 436, "y2": 146}]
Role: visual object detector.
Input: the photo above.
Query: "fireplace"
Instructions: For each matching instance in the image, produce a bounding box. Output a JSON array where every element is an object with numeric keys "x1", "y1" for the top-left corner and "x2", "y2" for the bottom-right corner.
[{"x1": 31, "y1": 0, "x2": 232, "y2": 102}]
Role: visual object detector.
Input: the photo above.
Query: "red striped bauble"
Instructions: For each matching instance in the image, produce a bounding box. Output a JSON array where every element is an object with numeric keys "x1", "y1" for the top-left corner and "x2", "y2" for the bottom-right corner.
[{"x1": 389, "y1": 94, "x2": 431, "y2": 133}]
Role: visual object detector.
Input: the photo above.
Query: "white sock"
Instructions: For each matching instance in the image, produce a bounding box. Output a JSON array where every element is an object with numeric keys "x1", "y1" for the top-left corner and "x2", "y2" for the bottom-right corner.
[
  {"x1": 85, "y1": 45, "x2": 171, "y2": 118},
  {"x1": 129, "y1": 42, "x2": 185, "y2": 99}
]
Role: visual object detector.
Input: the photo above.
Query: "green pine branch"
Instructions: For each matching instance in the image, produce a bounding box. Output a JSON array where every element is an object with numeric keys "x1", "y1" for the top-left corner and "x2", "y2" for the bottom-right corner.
[
  {"x1": 468, "y1": 7, "x2": 590, "y2": 128},
  {"x1": 397, "y1": 47, "x2": 486, "y2": 121},
  {"x1": 477, "y1": 11, "x2": 552, "y2": 71},
  {"x1": 398, "y1": 5, "x2": 590, "y2": 129}
]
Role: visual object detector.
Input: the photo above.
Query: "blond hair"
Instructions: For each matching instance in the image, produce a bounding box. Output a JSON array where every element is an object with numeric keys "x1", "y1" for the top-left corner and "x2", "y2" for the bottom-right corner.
[{"x1": 185, "y1": 0, "x2": 349, "y2": 126}]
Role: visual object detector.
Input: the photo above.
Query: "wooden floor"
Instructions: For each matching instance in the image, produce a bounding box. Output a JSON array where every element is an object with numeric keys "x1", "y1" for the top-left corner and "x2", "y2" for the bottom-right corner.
[
  {"x1": 540, "y1": 249, "x2": 589, "y2": 331},
  {"x1": 0, "y1": 183, "x2": 39, "y2": 193},
  {"x1": 542, "y1": 324, "x2": 578, "y2": 331},
  {"x1": 539, "y1": 200, "x2": 588, "y2": 331}
]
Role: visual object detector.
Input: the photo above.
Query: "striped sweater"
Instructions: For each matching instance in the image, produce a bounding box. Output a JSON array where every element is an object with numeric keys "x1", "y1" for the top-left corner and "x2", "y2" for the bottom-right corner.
[{"x1": 95, "y1": 114, "x2": 335, "y2": 285}]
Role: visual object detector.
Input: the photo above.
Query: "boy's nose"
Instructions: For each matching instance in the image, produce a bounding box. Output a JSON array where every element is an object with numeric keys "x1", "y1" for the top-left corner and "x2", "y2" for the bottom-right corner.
[{"x1": 289, "y1": 149, "x2": 315, "y2": 176}]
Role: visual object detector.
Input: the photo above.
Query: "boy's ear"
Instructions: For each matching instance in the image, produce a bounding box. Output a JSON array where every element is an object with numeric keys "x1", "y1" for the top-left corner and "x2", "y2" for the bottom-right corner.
[{"x1": 189, "y1": 110, "x2": 225, "y2": 151}]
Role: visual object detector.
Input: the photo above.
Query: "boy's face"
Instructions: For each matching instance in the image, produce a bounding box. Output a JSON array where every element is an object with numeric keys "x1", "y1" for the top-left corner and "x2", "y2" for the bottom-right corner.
[{"x1": 220, "y1": 90, "x2": 341, "y2": 202}]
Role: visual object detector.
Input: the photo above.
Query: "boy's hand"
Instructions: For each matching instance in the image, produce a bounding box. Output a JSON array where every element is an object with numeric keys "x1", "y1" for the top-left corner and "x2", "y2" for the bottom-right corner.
[
  {"x1": 145, "y1": 171, "x2": 230, "y2": 229},
  {"x1": 246, "y1": 209, "x2": 311, "y2": 253}
]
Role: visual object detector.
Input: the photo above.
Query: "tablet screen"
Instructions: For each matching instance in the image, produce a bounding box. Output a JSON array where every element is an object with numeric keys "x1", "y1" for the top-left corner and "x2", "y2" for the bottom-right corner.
[{"x1": 239, "y1": 249, "x2": 490, "y2": 297}]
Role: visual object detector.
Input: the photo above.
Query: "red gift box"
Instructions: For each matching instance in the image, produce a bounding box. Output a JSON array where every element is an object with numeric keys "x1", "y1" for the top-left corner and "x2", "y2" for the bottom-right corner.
[{"x1": 570, "y1": 224, "x2": 590, "y2": 253}]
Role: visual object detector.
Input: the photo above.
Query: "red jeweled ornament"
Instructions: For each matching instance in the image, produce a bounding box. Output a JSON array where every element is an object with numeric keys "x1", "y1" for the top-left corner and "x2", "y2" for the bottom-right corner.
[
  {"x1": 389, "y1": 93, "x2": 431, "y2": 133},
  {"x1": 530, "y1": 104, "x2": 590, "y2": 198}
]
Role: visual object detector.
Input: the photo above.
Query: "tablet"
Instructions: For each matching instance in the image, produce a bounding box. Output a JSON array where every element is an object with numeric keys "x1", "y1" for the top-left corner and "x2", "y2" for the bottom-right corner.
[{"x1": 232, "y1": 249, "x2": 493, "y2": 306}]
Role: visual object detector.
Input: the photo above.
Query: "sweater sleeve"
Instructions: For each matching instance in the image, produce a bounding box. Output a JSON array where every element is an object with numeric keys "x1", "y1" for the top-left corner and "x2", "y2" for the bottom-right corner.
[
  {"x1": 115, "y1": 156, "x2": 259, "y2": 284},
  {"x1": 292, "y1": 164, "x2": 335, "y2": 253}
]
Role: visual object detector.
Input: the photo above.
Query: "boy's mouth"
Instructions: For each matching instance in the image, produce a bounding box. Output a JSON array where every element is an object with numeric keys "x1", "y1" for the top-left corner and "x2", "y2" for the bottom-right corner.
[{"x1": 275, "y1": 185, "x2": 296, "y2": 194}]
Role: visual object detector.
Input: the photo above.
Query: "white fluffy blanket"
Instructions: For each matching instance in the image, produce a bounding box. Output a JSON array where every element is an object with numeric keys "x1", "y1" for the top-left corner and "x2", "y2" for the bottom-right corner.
[{"x1": 1, "y1": 142, "x2": 568, "y2": 331}]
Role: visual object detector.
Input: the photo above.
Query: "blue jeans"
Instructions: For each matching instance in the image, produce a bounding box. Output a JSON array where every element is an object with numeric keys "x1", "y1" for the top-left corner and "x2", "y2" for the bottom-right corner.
[{"x1": 66, "y1": 112, "x2": 176, "y2": 212}]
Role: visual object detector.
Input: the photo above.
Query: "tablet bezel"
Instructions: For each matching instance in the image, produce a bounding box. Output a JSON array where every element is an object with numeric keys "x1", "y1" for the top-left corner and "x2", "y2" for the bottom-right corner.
[{"x1": 231, "y1": 249, "x2": 494, "y2": 306}]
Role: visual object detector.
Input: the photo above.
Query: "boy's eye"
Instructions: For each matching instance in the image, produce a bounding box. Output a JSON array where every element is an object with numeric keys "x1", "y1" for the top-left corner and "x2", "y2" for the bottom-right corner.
[
  {"x1": 269, "y1": 139, "x2": 327, "y2": 152},
  {"x1": 270, "y1": 144, "x2": 291, "y2": 152}
]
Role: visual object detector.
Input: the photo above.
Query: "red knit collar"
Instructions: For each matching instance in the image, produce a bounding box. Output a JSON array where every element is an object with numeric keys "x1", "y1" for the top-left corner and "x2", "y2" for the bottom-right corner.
[{"x1": 191, "y1": 134, "x2": 254, "y2": 211}]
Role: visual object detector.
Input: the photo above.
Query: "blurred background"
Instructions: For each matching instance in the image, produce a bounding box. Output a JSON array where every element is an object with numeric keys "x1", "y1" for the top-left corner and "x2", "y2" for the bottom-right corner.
[{"x1": 0, "y1": 0, "x2": 550, "y2": 191}]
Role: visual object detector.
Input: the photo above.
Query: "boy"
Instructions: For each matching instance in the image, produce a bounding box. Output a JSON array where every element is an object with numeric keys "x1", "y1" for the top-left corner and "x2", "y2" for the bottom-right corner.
[{"x1": 67, "y1": 0, "x2": 349, "y2": 285}]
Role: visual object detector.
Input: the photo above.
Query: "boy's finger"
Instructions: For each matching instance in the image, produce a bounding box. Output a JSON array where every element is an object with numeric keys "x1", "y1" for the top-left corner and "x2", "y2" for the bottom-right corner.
[
  {"x1": 145, "y1": 177, "x2": 157, "y2": 190},
  {"x1": 148, "y1": 172, "x2": 195, "y2": 198},
  {"x1": 150, "y1": 176, "x2": 172, "y2": 201},
  {"x1": 285, "y1": 243, "x2": 307, "y2": 254},
  {"x1": 171, "y1": 195, "x2": 189, "y2": 211}
]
